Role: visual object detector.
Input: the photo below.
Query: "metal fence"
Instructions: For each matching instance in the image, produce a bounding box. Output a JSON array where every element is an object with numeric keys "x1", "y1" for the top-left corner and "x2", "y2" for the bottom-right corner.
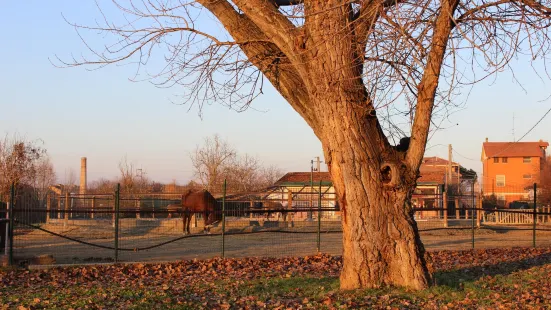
[{"x1": 2, "y1": 182, "x2": 551, "y2": 266}]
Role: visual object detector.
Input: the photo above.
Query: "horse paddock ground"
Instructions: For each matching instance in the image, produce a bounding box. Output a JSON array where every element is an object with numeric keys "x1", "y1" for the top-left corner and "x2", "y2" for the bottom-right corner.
[{"x1": 11, "y1": 218, "x2": 551, "y2": 266}]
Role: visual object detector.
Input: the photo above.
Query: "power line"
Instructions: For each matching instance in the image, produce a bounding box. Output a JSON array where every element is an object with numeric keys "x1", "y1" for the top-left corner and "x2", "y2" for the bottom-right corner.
[
  {"x1": 490, "y1": 106, "x2": 551, "y2": 158},
  {"x1": 453, "y1": 149, "x2": 478, "y2": 162},
  {"x1": 425, "y1": 144, "x2": 447, "y2": 150}
]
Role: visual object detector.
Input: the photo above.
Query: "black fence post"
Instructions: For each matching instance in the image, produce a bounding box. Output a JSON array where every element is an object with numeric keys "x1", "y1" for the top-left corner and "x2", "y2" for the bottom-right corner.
[
  {"x1": 8, "y1": 183, "x2": 15, "y2": 266},
  {"x1": 471, "y1": 182, "x2": 475, "y2": 249},
  {"x1": 114, "y1": 183, "x2": 120, "y2": 262},
  {"x1": 317, "y1": 180, "x2": 321, "y2": 253},
  {"x1": 533, "y1": 183, "x2": 537, "y2": 248},
  {"x1": 222, "y1": 179, "x2": 226, "y2": 258}
]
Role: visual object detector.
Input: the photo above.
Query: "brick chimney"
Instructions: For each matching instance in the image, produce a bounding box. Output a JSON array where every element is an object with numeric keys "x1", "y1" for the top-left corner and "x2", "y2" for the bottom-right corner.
[{"x1": 80, "y1": 157, "x2": 87, "y2": 195}]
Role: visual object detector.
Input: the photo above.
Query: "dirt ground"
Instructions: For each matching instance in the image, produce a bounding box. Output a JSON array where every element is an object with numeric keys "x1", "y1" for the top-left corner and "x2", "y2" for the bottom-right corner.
[{"x1": 10, "y1": 218, "x2": 551, "y2": 265}]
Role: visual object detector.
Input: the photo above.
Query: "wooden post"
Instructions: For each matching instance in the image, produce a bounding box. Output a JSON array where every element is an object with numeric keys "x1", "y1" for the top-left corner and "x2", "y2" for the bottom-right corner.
[
  {"x1": 57, "y1": 195, "x2": 61, "y2": 219},
  {"x1": 136, "y1": 198, "x2": 140, "y2": 219},
  {"x1": 64, "y1": 193, "x2": 69, "y2": 228},
  {"x1": 91, "y1": 196, "x2": 95, "y2": 219},
  {"x1": 288, "y1": 190, "x2": 293, "y2": 225},
  {"x1": 249, "y1": 200, "x2": 254, "y2": 219},
  {"x1": 454, "y1": 198, "x2": 460, "y2": 220},
  {"x1": 112, "y1": 198, "x2": 115, "y2": 228},
  {"x1": 443, "y1": 191, "x2": 448, "y2": 228},
  {"x1": 476, "y1": 195, "x2": 482, "y2": 228},
  {"x1": 46, "y1": 193, "x2": 51, "y2": 223}
]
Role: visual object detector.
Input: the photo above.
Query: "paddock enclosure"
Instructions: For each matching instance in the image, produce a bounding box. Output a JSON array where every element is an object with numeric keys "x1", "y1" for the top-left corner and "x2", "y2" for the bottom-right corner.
[{"x1": 3, "y1": 185, "x2": 551, "y2": 266}]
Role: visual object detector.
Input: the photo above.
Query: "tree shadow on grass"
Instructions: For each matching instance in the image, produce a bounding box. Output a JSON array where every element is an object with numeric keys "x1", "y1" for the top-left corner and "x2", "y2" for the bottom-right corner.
[{"x1": 434, "y1": 251, "x2": 551, "y2": 288}]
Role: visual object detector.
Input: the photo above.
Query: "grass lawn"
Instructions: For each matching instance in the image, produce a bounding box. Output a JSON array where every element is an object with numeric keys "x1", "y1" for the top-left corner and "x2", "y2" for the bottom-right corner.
[{"x1": 2, "y1": 247, "x2": 551, "y2": 309}]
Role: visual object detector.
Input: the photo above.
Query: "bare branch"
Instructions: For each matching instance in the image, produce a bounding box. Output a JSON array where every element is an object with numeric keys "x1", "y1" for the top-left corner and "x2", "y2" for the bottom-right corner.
[{"x1": 407, "y1": 0, "x2": 460, "y2": 169}]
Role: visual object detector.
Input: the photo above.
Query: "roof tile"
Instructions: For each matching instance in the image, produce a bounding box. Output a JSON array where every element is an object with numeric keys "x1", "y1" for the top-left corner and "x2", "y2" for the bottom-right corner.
[{"x1": 483, "y1": 141, "x2": 548, "y2": 158}]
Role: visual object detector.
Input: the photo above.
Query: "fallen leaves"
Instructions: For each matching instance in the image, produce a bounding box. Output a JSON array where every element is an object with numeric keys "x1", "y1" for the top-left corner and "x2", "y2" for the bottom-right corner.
[{"x1": 1, "y1": 248, "x2": 551, "y2": 309}]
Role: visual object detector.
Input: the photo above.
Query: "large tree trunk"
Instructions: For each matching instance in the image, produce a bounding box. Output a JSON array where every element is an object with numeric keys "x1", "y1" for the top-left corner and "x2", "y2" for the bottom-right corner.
[
  {"x1": 334, "y1": 174, "x2": 431, "y2": 290},
  {"x1": 318, "y1": 96, "x2": 432, "y2": 290}
]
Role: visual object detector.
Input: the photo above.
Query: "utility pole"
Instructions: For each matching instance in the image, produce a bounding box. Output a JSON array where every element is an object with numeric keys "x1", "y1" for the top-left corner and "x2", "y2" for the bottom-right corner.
[
  {"x1": 448, "y1": 144, "x2": 453, "y2": 189},
  {"x1": 136, "y1": 168, "x2": 147, "y2": 191},
  {"x1": 315, "y1": 156, "x2": 321, "y2": 172},
  {"x1": 445, "y1": 144, "x2": 452, "y2": 220},
  {"x1": 309, "y1": 159, "x2": 314, "y2": 221},
  {"x1": 513, "y1": 113, "x2": 516, "y2": 142}
]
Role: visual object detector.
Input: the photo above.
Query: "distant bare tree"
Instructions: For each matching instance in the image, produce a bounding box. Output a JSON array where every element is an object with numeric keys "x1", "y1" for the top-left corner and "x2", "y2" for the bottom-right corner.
[
  {"x1": 190, "y1": 135, "x2": 236, "y2": 192},
  {"x1": 225, "y1": 155, "x2": 261, "y2": 192},
  {"x1": 88, "y1": 178, "x2": 118, "y2": 194},
  {"x1": 191, "y1": 135, "x2": 283, "y2": 193},
  {"x1": 0, "y1": 133, "x2": 46, "y2": 198},
  {"x1": 259, "y1": 165, "x2": 285, "y2": 188},
  {"x1": 118, "y1": 156, "x2": 150, "y2": 194},
  {"x1": 150, "y1": 181, "x2": 163, "y2": 193},
  {"x1": 33, "y1": 156, "x2": 57, "y2": 205},
  {"x1": 63, "y1": 168, "x2": 77, "y2": 194},
  {"x1": 539, "y1": 157, "x2": 551, "y2": 204},
  {"x1": 225, "y1": 157, "x2": 286, "y2": 192}
]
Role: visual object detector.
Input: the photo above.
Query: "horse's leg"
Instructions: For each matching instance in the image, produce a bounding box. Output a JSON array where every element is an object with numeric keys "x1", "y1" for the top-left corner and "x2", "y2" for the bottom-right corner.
[
  {"x1": 181, "y1": 212, "x2": 185, "y2": 234},
  {"x1": 205, "y1": 211, "x2": 212, "y2": 234},
  {"x1": 186, "y1": 212, "x2": 192, "y2": 235},
  {"x1": 182, "y1": 211, "x2": 186, "y2": 235},
  {"x1": 181, "y1": 212, "x2": 186, "y2": 235},
  {"x1": 203, "y1": 211, "x2": 207, "y2": 234}
]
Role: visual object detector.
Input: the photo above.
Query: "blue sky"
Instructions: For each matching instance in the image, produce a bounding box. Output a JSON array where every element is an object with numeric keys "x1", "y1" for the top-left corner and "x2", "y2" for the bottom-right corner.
[{"x1": 1, "y1": 1, "x2": 551, "y2": 185}]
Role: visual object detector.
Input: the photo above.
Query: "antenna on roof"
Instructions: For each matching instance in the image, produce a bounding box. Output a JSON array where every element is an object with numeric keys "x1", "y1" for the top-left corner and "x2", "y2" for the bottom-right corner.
[{"x1": 512, "y1": 113, "x2": 516, "y2": 142}]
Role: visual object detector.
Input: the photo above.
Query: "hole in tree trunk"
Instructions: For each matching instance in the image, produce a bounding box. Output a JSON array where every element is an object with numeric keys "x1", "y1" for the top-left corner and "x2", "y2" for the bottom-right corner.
[{"x1": 381, "y1": 164, "x2": 392, "y2": 185}]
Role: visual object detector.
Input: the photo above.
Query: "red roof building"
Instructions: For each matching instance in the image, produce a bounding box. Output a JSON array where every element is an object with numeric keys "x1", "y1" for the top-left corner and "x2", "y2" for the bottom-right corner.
[{"x1": 481, "y1": 138, "x2": 549, "y2": 206}]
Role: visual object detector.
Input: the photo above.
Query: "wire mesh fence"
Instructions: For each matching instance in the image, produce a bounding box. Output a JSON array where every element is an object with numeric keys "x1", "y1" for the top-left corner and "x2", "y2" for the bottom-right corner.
[{"x1": 2, "y1": 182, "x2": 551, "y2": 266}]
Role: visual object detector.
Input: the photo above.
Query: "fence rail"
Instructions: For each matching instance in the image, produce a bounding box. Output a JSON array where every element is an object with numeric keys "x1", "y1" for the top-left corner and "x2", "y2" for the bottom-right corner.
[{"x1": 2, "y1": 182, "x2": 551, "y2": 266}]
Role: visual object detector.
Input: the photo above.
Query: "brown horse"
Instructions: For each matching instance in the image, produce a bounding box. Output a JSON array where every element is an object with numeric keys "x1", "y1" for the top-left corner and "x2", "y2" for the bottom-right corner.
[
  {"x1": 258, "y1": 201, "x2": 287, "y2": 221},
  {"x1": 166, "y1": 189, "x2": 219, "y2": 234}
]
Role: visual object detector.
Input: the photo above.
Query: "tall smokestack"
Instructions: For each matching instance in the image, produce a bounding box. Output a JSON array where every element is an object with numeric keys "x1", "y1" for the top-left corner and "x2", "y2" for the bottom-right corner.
[{"x1": 80, "y1": 157, "x2": 87, "y2": 195}]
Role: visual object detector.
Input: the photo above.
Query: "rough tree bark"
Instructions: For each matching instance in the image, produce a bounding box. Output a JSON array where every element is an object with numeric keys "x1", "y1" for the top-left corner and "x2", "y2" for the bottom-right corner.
[{"x1": 319, "y1": 103, "x2": 431, "y2": 289}]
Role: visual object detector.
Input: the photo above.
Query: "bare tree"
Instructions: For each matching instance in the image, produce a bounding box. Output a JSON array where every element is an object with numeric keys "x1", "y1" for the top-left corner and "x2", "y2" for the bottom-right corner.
[
  {"x1": 34, "y1": 156, "x2": 57, "y2": 205},
  {"x1": 225, "y1": 154, "x2": 261, "y2": 192},
  {"x1": 538, "y1": 156, "x2": 551, "y2": 204},
  {"x1": 89, "y1": 178, "x2": 118, "y2": 194},
  {"x1": 63, "y1": 168, "x2": 77, "y2": 194},
  {"x1": 259, "y1": 165, "x2": 285, "y2": 188},
  {"x1": 190, "y1": 134, "x2": 236, "y2": 192},
  {"x1": 191, "y1": 135, "x2": 281, "y2": 193},
  {"x1": 0, "y1": 133, "x2": 46, "y2": 198},
  {"x1": 118, "y1": 156, "x2": 150, "y2": 194},
  {"x1": 62, "y1": 0, "x2": 551, "y2": 289}
]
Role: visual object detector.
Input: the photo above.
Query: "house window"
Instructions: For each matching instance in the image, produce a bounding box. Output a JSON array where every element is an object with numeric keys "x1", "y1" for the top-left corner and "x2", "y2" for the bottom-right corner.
[
  {"x1": 502, "y1": 157, "x2": 508, "y2": 163},
  {"x1": 523, "y1": 174, "x2": 532, "y2": 179},
  {"x1": 497, "y1": 194, "x2": 506, "y2": 207},
  {"x1": 493, "y1": 157, "x2": 499, "y2": 163},
  {"x1": 523, "y1": 157, "x2": 532, "y2": 163},
  {"x1": 496, "y1": 175, "x2": 505, "y2": 187}
]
